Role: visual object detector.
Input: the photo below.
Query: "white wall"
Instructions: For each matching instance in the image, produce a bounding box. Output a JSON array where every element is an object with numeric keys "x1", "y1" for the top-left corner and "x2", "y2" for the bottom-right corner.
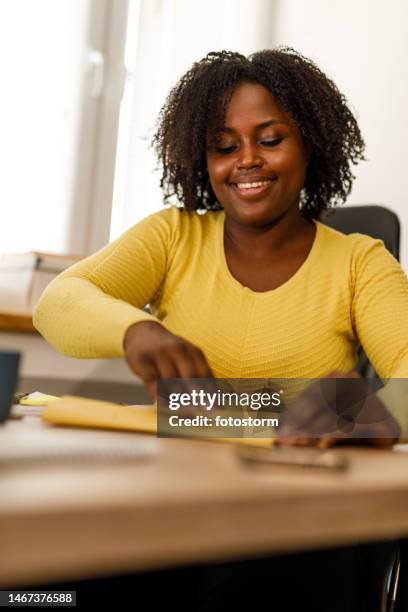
[
  {"x1": 0, "y1": 332, "x2": 136, "y2": 383},
  {"x1": 273, "y1": 0, "x2": 408, "y2": 268}
]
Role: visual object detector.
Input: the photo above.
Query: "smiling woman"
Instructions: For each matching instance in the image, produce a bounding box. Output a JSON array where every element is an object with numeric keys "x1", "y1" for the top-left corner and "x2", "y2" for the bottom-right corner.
[
  {"x1": 32, "y1": 46, "x2": 408, "y2": 610},
  {"x1": 33, "y1": 47, "x2": 408, "y2": 443}
]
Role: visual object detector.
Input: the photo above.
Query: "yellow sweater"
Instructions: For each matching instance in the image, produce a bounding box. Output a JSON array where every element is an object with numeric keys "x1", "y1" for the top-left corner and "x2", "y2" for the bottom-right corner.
[{"x1": 33, "y1": 207, "x2": 408, "y2": 437}]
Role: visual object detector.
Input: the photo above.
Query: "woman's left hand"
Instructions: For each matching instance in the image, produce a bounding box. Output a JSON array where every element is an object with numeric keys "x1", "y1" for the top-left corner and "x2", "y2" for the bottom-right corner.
[{"x1": 277, "y1": 370, "x2": 401, "y2": 449}]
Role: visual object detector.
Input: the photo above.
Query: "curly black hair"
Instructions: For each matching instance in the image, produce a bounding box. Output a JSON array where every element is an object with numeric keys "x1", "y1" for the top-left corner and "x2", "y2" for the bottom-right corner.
[{"x1": 152, "y1": 47, "x2": 365, "y2": 220}]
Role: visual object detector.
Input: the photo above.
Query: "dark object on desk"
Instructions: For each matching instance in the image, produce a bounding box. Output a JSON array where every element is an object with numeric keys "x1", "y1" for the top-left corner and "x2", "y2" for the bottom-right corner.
[{"x1": 0, "y1": 349, "x2": 20, "y2": 423}]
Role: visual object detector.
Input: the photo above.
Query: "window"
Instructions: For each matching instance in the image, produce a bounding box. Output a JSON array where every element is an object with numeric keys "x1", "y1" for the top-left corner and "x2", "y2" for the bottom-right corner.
[
  {"x1": 0, "y1": 0, "x2": 96, "y2": 255},
  {"x1": 109, "y1": 0, "x2": 276, "y2": 241},
  {"x1": 0, "y1": 0, "x2": 129, "y2": 257}
]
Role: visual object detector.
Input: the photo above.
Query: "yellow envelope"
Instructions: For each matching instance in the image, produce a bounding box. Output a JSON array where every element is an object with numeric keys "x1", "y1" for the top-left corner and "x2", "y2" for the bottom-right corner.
[{"x1": 42, "y1": 396, "x2": 274, "y2": 448}]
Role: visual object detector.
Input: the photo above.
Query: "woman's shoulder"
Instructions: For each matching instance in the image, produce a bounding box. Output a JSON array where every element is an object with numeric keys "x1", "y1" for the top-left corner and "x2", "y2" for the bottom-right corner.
[
  {"x1": 142, "y1": 206, "x2": 223, "y2": 237},
  {"x1": 315, "y1": 220, "x2": 402, "y2": 281},
  {"x1": 316, "y1": 220, "x2": 387, "y2": 257}
]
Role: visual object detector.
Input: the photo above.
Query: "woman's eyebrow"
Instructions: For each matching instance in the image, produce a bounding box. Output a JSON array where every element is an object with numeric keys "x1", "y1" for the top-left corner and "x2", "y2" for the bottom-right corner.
[{"x1": 219, "y1": 119, "x2": 289, "y2": 133}]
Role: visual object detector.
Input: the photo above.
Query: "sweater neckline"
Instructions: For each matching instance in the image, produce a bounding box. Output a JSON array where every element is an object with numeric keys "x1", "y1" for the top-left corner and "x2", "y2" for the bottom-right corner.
[{"x1": 216, "y1": 212, "x2": 322, "y2": 297}]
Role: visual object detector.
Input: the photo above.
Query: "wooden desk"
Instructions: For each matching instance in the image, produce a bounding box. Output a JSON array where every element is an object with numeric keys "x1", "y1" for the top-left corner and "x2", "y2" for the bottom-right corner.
[
  {"x1": 0, "y1": 312, "x2": 36, "y2": 333},
  {"x1": 2, "y1": 416, "x2": 408, "y2": 587}
]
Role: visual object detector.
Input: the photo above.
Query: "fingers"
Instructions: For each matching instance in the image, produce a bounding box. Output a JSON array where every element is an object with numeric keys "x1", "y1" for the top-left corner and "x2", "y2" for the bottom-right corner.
[
  {"x1": 279, "y1": 373, "x2": 373, "y2": 445},
  {"x1": 277, "y1": 436, "x2": 330, "y2": 448},
  {"x1": 278, "y1": 431, "x2": 398, "y2": 449},
  {"x1": 325, "y1": 369, "x2": 360, "y2": 379},
  {"x1": 125, "y1": 328, "x2": 214, "y2": 402},
  {"x1": 166, "y1": 345, "x2": 215, "y2": 413},
  {"x1": 277, "y1": 436, "x2": 315, "y2": 447},
  {"x1": 316, "y1": 437, "x2": 340, "y2": 449},
  {"x1": 147, "y1": 338, "x2": 213, "y2": 381},
  {"x1": 188, "y1": 346, "x2": 214, "y2": 378},
  {"x1": 154, "y1": 351, "x2": 180, "y2": 379},
  {"x1": 126, "y1": 351, "x2": 159, "y2": 402},
  {"x1": 279, "y1": 383, "x2": 335, "y2": 437},
  {"x1": 277, "y1": 434, "x2": 347, "y2": 449},
  {"x1": 171, "y1": 343, "x2": 202, "y2": 379},
  {"x1": 146, "y1": 380, "x2": 157, "y2": 403}
]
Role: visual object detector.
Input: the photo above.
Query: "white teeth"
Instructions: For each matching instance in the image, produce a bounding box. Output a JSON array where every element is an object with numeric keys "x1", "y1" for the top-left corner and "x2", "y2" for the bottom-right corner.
[{"x1": 236, "y1": 180, "x2": 270, "y2": 189}]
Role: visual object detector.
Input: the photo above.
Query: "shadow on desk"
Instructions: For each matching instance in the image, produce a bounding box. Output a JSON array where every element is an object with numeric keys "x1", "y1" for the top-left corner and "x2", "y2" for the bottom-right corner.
[{"x1": 17, "y1": 377, "x2": 152, "y2": 405}]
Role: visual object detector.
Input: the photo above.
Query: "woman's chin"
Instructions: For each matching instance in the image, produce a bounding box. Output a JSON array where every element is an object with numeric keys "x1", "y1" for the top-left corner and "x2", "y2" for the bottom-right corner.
[{"x1": 227, "y1": 201, "x2": 283, "y2": 227}]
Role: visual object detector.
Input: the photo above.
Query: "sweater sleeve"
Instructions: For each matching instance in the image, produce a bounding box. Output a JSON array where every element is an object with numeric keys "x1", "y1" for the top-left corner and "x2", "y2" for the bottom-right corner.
[
  {"x1": 33, "y1": 209, "x2": 178, "y2": 358},
  {"x1": 351, "y1": 238, "x2": 408, "y2": 438}
]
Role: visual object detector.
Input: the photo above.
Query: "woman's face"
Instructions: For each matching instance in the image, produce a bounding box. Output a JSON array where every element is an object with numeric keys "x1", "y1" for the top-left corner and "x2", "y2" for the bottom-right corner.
[{"x1": 206, "y1": 82, "x2": 309, "y2": 227}]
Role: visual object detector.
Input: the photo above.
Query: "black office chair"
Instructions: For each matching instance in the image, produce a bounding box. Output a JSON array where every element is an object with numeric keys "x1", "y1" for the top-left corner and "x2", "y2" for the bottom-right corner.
[{"x1": 322, "y1": 204, "x2": 402, "y2": 612}]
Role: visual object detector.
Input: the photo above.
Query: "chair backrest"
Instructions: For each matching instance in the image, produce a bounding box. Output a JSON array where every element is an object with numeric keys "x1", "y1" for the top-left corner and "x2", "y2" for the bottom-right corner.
[
  {"x1": 321, "y1": 205, "x2": 401, "y2": 383},
  {"x1": 321, "y1": 205, "x2": 400, "y2": 260}
]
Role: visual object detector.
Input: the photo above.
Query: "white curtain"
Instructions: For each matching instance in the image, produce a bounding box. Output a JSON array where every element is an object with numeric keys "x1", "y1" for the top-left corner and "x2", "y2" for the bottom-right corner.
[
  {"x1": 110, "y1": 0, "x2": 276, "y2": 240},
  {"x1": 0, "y1": 0, "x2": 94, "y2": 255}
]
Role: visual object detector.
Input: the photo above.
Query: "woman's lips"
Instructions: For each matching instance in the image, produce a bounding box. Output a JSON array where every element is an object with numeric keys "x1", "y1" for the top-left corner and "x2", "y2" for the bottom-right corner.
[{"x1": 230, "y1": 178, "x2": 277, "y2": 199}]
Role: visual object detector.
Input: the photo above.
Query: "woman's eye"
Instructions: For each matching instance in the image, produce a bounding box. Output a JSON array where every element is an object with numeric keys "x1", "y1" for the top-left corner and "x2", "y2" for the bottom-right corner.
[
  {"x1": 216, "y1": 145, "x2": 236, "y2": 154},
  {"x1": 215, "y1": 138, "x2": 283, "y2": 154},
  {"x1": 260, "y1": 138, "x2": 284, "y2": 147}
]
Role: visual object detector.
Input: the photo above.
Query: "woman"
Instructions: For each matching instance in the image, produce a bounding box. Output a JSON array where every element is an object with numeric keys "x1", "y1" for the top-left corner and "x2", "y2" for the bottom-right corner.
[
  {"x1": 34, "y1": 48, "x2": 408, "y2": 447},
  {"x1": 33, "y1": 48, "x2": 406, "y2": 610}
]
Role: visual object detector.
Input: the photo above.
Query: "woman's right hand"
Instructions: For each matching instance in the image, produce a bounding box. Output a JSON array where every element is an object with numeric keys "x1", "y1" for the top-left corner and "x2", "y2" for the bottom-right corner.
[{"x1": 123, "y1": 321, "x2": 213, "y2": 400}]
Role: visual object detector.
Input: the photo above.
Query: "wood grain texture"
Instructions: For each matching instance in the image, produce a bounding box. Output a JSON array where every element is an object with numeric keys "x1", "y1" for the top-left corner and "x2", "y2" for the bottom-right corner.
[{"x1": 1, "y1": 417, "x2": 408, "y2": 586}]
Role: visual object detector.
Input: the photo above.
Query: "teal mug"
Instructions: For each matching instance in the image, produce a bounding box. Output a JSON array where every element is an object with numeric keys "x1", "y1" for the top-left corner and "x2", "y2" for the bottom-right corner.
[{"x1": 0, "y1": 350, "x2": 20, "y2": 423}]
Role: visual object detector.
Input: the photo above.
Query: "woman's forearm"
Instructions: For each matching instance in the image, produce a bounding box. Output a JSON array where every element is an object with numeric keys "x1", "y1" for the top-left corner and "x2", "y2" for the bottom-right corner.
[{"x1": 33, "y1": 275, "x2": 157, "y2": 358}]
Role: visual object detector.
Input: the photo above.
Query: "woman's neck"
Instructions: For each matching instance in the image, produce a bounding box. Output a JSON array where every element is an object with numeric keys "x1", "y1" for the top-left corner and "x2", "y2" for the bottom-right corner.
[{"x1": 223, "y1": 210, "x2": 315, "y2": 258}]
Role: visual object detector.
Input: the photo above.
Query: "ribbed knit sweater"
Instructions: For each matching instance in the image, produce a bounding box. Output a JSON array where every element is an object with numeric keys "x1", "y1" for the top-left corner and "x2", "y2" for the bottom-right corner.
[{"x1": 33, "y1": 207, "x2": 408, "y2": 437}]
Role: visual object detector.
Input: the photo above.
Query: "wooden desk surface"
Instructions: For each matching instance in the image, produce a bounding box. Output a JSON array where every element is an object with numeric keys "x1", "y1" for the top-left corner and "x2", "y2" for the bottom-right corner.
[
  {"x1": 2, "y1": 416, "x2": 408, "y2": 587},
  {"x1": 0, "y1": 312, "x2": 36, "y2": 333}
]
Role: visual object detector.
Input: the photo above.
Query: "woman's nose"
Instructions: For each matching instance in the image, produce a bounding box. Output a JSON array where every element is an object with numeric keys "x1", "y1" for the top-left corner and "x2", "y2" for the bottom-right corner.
[{"x1": 236, "y1": 143, "x2": 263, "y2": 169}]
